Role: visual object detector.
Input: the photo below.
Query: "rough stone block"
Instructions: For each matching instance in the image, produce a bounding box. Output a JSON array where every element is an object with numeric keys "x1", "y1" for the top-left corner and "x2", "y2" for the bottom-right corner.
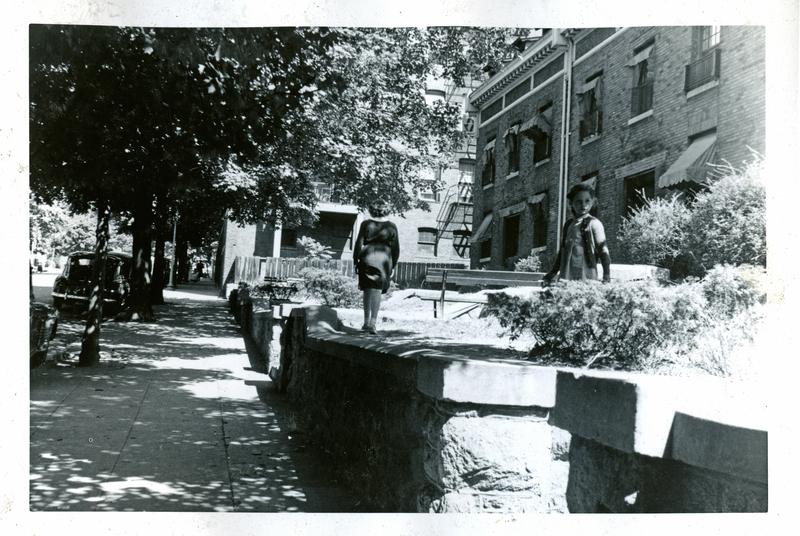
[{"x1": 433, "y1": 414, "x2": 553, "y2": 494}]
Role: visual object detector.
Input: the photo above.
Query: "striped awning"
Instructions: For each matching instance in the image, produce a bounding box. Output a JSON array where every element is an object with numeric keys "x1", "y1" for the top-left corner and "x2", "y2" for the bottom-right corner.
[
  {"x1": 626, "y1": 44, "x2": 654, "y2": 67},
  {"x1": 503, "y1": 123, "x2": 520, "y2": 140},
  {"x1": 658, "y1": 133, "x2": 717, "y2": 188},
  {"x1": 521, "y1": 113, "x2": 550, "y2": 138},
  {"x1": 471, "y1": 213, "x2": 493, "y2": 242},
  {"x1": 527, "y1": 192, "x2": 547, "y2": 205}
]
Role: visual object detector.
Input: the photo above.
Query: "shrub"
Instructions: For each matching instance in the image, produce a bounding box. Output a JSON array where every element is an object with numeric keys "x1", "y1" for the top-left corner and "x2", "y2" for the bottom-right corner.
[
  {"x1": 482, "y1": 280, "x2": 708, "y2": 370},
  {"x1": 298, "y1": 267, "x2": 361, "y2": 307},
  {"x1": 617, "y1": 195, "x2": 691, "y2": 275},
  {"x1": 616, "y1": 156, "x2": 766, "y2": 278},
  {"x1": 701, "y1": 264, "x2": 766, "y2": 317},
  {"x1": 514, "y1": 252, "x2": 543, "y2": 272},
  {"x1": 687, "y1": 158, "x2": 766, "y2": 273}
]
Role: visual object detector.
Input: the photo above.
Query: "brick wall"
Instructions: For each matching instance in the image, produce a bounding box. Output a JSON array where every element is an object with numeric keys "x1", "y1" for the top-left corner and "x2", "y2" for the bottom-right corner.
[
  {"x1": 472, "y1": 62, "x2": 565, "y2": 269},
  {"x1": 472, "y1": 26, "x2": 765, "y2": 266}
]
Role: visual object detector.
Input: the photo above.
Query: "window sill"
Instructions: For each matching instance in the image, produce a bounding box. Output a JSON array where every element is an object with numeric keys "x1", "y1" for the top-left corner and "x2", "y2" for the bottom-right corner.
[
  {"x1": 580, "y1": 134, "x2": 601, "y2": 146},
  {"x1": 482, "y1": 182, "x2": 495, "y2": 190},
  {"x1": 627, "y1": 109, "x2": 653, "y2": 125},
  {"x1": 534, "y1": 158, "x2": 551, "y2": 168},
  {"x1": 686, "y1": 79, "x2": 719, "y2": 99},
  {"x1": 505, "y1": 171, "x2": 520, "y2": 180}
]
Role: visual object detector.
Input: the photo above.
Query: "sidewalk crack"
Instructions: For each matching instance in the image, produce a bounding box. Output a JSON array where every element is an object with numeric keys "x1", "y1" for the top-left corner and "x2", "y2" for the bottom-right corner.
[
  {"x1": 218, "y1": 376, "x2": 237, "y2": 511},
  {"x1": 109, "y1": 378, "x2": 153, "y2": 475}
]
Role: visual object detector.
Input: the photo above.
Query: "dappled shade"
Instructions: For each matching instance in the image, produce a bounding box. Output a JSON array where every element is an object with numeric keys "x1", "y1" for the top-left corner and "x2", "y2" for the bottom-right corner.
[{"x1": 30, "y1": 284, "x2": 358, "y2": 512}]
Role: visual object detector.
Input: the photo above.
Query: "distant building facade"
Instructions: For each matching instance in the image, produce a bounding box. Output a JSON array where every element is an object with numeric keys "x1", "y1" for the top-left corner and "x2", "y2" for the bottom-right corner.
[
  {"x1": 469, "y1": 26, "x2": 765, "y2": 269},
  {"x1": 217, "y1": 77, "x2": 480, "y2": 283}
]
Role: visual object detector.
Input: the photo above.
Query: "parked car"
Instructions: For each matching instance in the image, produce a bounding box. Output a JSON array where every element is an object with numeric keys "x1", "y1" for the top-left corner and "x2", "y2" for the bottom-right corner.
[{"x1": 52, "y1": 251, "x2": 132, "y2": 312}]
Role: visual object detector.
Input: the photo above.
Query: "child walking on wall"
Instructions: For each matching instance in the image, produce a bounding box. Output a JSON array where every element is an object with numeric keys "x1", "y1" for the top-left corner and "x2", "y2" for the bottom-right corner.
[{"x1": 543, "y1": 183, "x2": 611, "y2": 284}]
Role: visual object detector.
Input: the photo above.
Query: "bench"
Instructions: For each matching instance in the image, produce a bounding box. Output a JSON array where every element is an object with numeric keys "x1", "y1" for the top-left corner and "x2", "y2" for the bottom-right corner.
[
  {"x1": 424, "y1": 268, "x2": 546, "y2": 289},
  {"x1": 410, "y1": 289, "x2": 489, "y2": 319},
  {"x1": 420, "y1": 269, "x2": 546, "y2": 319}
]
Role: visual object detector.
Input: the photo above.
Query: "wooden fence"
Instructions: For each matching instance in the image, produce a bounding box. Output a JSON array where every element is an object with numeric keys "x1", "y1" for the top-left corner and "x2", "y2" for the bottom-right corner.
[{"x1": 232, "y1": 255, "x2": 467, "y2": 289}]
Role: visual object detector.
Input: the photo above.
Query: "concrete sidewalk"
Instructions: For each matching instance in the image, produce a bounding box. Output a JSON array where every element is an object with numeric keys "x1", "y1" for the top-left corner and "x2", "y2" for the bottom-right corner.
[{"x1": 30, "y1": 281, "x2": 358, "y2": 512}]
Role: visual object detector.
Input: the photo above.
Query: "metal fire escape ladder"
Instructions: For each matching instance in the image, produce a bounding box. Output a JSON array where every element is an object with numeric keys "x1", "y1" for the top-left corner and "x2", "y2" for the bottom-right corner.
[{"x1": 434, "y1": 181, "x2": 473, "y2": 258}]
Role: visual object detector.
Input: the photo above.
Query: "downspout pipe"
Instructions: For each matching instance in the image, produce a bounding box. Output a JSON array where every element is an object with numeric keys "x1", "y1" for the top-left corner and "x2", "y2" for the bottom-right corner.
[{"x1": 556, "y1": 36, "x2": 575, "y2": 247}]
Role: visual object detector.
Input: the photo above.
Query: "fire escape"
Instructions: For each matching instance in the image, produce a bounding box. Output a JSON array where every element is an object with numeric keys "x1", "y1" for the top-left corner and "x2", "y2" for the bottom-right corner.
[{"x1": 434, "y1": 181, "x2": 473, "y2": 258}]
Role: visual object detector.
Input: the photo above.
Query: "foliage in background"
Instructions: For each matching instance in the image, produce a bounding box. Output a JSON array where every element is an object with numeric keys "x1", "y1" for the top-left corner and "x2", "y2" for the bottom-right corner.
[
  {"x1": 297, "y1": 236, "x2": 334, "y2": 260},
  {"x1": 298, "y1": 267, "x2": 361, "y2": 307},
  {"x1": 30, "y1": 198, "x2": 132, "y2": 260},
  {"x1": 513, "y1": 251, "x2": 544, "y2": 272},
  {"x1": 616, "y1": 156, "x2": 765, "y2": 277}
]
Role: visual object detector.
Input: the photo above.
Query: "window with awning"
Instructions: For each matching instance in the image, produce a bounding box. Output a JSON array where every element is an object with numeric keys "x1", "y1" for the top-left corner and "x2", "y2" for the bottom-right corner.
[
  {"x1": 628, "y1": 41, "x2": 655, "y2": 116},
  {"x1": 577, "y1": 73, "x2": 604, "y2": 140},
  {"x1": 528, "y1": 192, "x2": 548, "y2": 248},
  {"x1": 504, "y1": 124, "x2": 521, "y2": 174},
  {"x1": 658, "y1": 132, "x2": 717, "y2": 188},
  {"x1": 481, "y1": 138, "x2": 496, "y2": 186},
  {"x1": 522, "y1": 102, "x2": 553, "y2": 163}
]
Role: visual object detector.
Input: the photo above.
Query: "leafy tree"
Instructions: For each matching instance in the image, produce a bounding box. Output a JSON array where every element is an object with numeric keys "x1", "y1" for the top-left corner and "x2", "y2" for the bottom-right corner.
[{"x1": 30, "y1": 25, "x2": 523, "y2": 364}]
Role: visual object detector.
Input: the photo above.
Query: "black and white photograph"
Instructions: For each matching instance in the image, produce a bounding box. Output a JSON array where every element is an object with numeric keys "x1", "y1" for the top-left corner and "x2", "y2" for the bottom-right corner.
[{"x1": 5, "y1": 0, "x2": 799, "y2": 534}]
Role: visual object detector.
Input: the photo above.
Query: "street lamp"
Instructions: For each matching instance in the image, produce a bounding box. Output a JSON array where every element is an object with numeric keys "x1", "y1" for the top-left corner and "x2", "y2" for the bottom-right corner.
[{"x1": 167, "y1": 211, "x2": 178, "y2": 290}]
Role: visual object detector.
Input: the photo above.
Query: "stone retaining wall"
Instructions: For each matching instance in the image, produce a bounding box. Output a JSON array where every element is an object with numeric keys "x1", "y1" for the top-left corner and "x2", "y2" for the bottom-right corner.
[{"x1": 242, "y1": 304, "x2": 767, "y2": 513}]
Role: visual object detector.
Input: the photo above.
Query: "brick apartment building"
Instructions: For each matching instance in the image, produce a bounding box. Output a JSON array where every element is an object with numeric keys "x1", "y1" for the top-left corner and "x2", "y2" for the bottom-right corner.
[
  {"x1": 469, "y1": 26, "x2": 765, "y2": 270},
  {"x1": 217, "y1": 77, "x2": 480, "y2": 282}
]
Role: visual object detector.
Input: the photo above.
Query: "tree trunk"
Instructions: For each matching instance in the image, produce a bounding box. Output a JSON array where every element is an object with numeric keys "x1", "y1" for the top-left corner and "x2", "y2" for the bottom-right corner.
[
  {"x1": 117, "y1": 193, "x2": 155, "y2": 321},
  {"x1": 151, "y1": 213, "x2": 167, "y2": 305},
  {"x1": 177, "y1": 237, "x2": 189, "y2": 283},
  {"x1": 79, "y1": 203, "x2": 110, "y2": 367}
]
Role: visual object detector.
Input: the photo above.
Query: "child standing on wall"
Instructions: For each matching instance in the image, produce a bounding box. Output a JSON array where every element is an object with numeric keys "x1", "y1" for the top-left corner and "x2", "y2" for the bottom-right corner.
[{"x1": 543, "y1": 183, "x2": 611, "y2": 284}]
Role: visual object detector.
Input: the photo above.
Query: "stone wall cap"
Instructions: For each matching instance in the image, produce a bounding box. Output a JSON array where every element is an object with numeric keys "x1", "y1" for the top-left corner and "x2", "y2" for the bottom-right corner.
[
  {"x1": 297, "y1": 305, "x2": 558, "y2": 408},
  {"x1": 550, "y1": 370, "x2": 767, "y2": 482}
]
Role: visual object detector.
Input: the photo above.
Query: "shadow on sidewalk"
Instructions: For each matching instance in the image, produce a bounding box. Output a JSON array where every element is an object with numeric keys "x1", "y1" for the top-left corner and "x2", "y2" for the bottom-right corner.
[{"x1": 30, "y1": 294, "x2": 359, "y2": 512}]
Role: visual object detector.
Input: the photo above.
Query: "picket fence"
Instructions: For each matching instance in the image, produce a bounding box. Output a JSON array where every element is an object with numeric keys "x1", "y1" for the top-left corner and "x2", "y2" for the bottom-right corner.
[{"x1": 232, "y1": 255, "x2": 466, "y2": 289}]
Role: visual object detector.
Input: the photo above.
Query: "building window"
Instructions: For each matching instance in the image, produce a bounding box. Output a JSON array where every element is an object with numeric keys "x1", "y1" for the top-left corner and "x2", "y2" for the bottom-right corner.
[
  {"x1": 418, "y1": 179, "x2": 441, "y2": 203},
  {"x1": 686, "y1": 28, "x2": 722, "y2": 92},
  {"x1": 503, "y1": 214, "x2": 521, "y2": 259},
  {"x1": 479, "y1": 239, "x2": 492, "y2": 259},
  {"x1": 417, "y1": 227, "x2": 437, "y2": 256},
  {"x1": 525, "y1": 102, "x2": 553, "y2": 164},
  {"x1": 504, "y1": 125, "x2": 521, "y2": 174},
  {"x1": 280, "y1": 228, "x2": 297, "y2": 248},
  {"x1": 624, "y1": 170, "x2": 655, "y2": 215},
  {"x1": 700, "y1": 25, "x2": 721, "y2": 52},
  {"x1": 578, "y1": 72, "x2": 603, "y2": 140},
  {"x1": 458, "y1": 158, "x2": 475, "y2": 182},
  {"x1": 481, "y1": 139, "x2": 496, "y2": 186},
  {"x1": 629, "y1": 41, "x2": 654, "y2": 116},
  {"x1": 530, "y1": 195, "x2": 548, "y2": 249}
]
